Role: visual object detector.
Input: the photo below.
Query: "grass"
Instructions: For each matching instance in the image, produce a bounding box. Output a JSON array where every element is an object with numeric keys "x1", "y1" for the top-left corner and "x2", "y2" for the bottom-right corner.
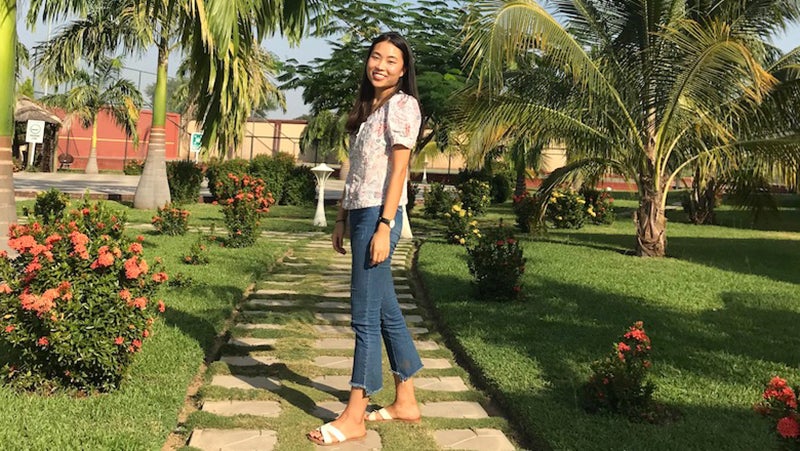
[
  {"x1": 413, "y1": 195, "x2": 800, "y2": 450},
  {"x1": 4, "y1": 191, "x2": 798, "y2": 449},
  {"x1": 0, "y1": 200, "x2": 322, "y2": 449}
]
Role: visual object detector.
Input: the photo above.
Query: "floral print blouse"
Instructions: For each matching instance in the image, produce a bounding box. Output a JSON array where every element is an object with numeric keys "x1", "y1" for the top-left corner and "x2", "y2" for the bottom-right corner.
[{"x1": 342, "y1": 91, "x2": 421, "y2": 210}]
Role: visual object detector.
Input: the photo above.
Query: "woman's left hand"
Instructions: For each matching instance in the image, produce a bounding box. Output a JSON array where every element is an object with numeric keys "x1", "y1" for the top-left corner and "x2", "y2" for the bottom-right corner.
[{"x1": 370, "y1": 227, "x2": 391, "y2": 266}]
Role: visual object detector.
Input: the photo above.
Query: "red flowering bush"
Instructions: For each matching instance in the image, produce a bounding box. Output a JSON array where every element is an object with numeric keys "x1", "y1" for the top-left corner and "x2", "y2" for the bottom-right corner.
[
  {"x1": 0, "y1": 206, "x2": 167, "y2": 393},
  {"x1": 466, "y1": 223, "x2": 525, "y2": 301},
  {"x1": 65, "y1": 195, "x2": 127, "y2": 241},
  {"x1": 581, "y1": 321, "x2": 657, "y2": 421},
  {"x1": 183, "y1": 233, "x2": 210, "y2": 265},
  {"x1": 215, "y1": 173, "x2": 275, "y2": 247},
  {"x1": 755, "y1": 376, "x2": 800, "y2": 449},
  {"x1": 151, "y1": 203, "x2": 190, "y2": 236}
]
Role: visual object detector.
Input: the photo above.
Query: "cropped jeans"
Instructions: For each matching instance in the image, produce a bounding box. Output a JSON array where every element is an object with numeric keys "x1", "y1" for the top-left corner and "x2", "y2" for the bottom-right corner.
[{"x1": 348, "y1": 205, "x2": 423, "y2": 396}]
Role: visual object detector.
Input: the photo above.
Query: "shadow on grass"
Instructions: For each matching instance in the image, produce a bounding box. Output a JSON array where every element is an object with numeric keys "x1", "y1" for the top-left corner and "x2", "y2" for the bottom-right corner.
[
  {"x1": 539, "y1": 231, "x2": 800, "y2": 285},
  {"x1": 418, "y1": 267, "x2": 800, "y2": 449}
]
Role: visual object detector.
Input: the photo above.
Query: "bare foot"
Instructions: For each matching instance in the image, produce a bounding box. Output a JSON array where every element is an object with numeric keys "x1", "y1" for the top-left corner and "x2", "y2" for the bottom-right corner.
[
  {"x1": 366, "y1": 403, "x2": 421, "y2": 422},
  {"x1": 307, "y1": 416, "x2": 366, "y2": 444}
]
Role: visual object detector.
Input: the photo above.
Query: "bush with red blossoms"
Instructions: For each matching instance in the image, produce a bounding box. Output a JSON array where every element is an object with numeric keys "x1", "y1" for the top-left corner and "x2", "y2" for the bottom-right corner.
[
  {"x1": 151, "y1": 203, "x2": 190, "y2": 236},
  {"x1": 0, "y1": 203, "x2": 167, "y2": 393},
  {"x1": 466, "y1": 223, "x2": 525, "y2": 301},
  {"x1": 755, "y1": 376, "x2": 800, "y2": 449},
  {"x1": 215, "y1": 173, "x2": 275, "y2": 247},
  {"x1": 581, "y1": 321, "x2": 658, "y2": 421}
]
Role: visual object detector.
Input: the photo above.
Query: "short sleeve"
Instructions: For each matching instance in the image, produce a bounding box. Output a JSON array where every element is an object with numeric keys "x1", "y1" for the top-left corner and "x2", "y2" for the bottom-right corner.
[{"x1": 387, "y1": 94, "x2": 421, "y2": 150}]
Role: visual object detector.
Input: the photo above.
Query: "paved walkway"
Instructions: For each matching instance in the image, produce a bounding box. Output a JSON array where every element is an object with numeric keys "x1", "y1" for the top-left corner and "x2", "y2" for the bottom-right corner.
[{"x1": 184, "y1": 232, "x2": 519, "y2": 450}]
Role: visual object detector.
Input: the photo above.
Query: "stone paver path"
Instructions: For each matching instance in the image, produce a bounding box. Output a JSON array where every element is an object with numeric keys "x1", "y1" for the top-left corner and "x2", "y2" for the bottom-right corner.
[{"x1": 185, "y1": 233, "x2": 520, "y2": 450}]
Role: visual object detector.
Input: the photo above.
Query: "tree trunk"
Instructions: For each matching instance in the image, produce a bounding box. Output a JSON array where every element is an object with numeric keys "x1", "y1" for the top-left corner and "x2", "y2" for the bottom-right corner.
[
  {"x1": 635, "y1": 183, "x2": 667, "y2": 257},
  {"x1": 85, "y1": 119, "x2": 99, "y2": 174},
  {"x1": 134, "y1": 40, "x2": 171, "y2": 209},
  {"x1": 134, "y1": 127, "x2": 171, "y2": 209},
  {"x1": 338, "y1": 158, "x2": 350, "y2": 181},
  {"x1": 0, "y1": 0, "x2": 17, "y2": 252},
  {"x1": 514, "y1": 165, "x2": 527, "y2": 196},
  {"x1": 0, "y1": 136, "x2": 17, "y2": 253}
]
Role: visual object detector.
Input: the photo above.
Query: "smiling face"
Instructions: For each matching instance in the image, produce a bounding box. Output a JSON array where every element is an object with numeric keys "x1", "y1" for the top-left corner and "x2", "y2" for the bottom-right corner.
[{"x1": 366, "y1": 40, "x2": 406, "y2": 95}]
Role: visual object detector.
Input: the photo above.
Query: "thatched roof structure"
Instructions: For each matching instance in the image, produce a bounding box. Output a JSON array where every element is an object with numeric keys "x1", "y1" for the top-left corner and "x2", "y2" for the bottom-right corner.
[{"x1": 14, "y1": 96, "x2": 61, "y2": 125}]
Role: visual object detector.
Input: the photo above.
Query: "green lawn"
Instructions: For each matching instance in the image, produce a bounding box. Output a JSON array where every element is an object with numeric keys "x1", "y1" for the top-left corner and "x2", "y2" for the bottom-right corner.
[
  {"x1": 0, "y1": 200, "x2": 333, "y2": 448},
  {"x1": 3, "y1": 192, "x2": 798, "y2": 449},
  {"x1": 413, "y1": 196, "x2": 800, "y2": 450}
]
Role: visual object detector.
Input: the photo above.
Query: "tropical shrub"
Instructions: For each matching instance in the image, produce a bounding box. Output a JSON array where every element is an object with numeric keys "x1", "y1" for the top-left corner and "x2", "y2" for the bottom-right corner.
[
  {"x1": 215, "y1": 174, "x2": 275, "y2": 247},
  {"x1": 423, "y1": 182, "x2": 456, "y2": 218},
  {"x1": 66, "y1": 196, "x2": 127, "y2": 241},
  {"x1": 466, "y1": 224, "x2": 525, "y2": 300},
  {"x1": 580, "y1": 322, "x2": 656, "y2": 421},
  {"x1": 443, "y1": 203, "x2": 480, "y2": 246},
  {"x1": 457, "y1": 179, "x2": 491, "y2": 215},
  {"x1": 24, "y1": 188, "x2": 71, "y2": 225},
  {"x1": 151, "y1": 203, "x2": 190, "y2": 236},
  {"x1": 512, "y1": 191, "x2": 538, "y2": 233},
  {"x1": 249, "y1": 153, "x2": 296, "y2": 204},
  {"x1": 754, "y1": 376, "x2": 800, "y2": 448},
  {"x1": 205, "y1": 158, "x2": 250, "y2": 200},
  {"x1": 0, "y1": 213, "x2": 167, "y2": 392},
  {"x1": 282, "y1": 165, "x2": 316, "y2": 206},
  {"x1": 183, "y1": 233, "x2": 210, "y2": 265},
  {"x1": 581, "y1": 187, "x2": 616, "y2": 225},
  {"x1": 123, "y1": 159, "x2": 144, "y2": 175},
  {"x1": 166, "y1": 160, "x2": 204, "y2": 204},
  {"x1": 546, "y1": 189, "x2": 586, "y2": 229},
  {"x1": 490, "y1": 173, "x2": 512, "y2": 204},
  {"x1": 406, "y1": 181, "x2": 419, "y2": 215}
]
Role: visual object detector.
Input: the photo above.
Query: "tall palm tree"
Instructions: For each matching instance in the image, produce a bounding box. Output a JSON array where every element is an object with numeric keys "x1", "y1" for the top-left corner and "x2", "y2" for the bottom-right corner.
[
  {"x1": 40, "y1": 56, "x2": 142, "y2": 174},
  {"x1": 0, "y1": 0, "x2": 19, "y2": 245},
  {"x1": 463, "y1": 0, "x2": 800, "y2": 256},
  {"x1": 34, "y1": 0, "x2": 321, "y2": 209},
  {"x1": 0, "y1": 0, "x2": 91, "y2": 248}
]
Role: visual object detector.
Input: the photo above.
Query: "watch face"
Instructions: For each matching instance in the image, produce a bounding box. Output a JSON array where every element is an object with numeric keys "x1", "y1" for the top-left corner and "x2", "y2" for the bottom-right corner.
[{"x1": 389, "y1": 219, "x2": 396, "y2": 228}]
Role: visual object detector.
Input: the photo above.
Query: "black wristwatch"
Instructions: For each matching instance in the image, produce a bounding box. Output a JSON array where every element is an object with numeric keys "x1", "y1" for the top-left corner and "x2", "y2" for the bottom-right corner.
[{"x1": 378, "y1": 217, "x2": 396, "y2": 228}]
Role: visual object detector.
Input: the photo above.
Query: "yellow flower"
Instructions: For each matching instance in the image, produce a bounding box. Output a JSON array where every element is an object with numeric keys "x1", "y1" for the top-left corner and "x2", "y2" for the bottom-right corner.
[
  {"x1": 459, "y1": 210, "x2": 466, "y2": 217},
  {"x1": 452, "y1": 204, "x2": 462, "y2": 212},
  {"x1": 469, "y1": 220, "x2": 478, "y2": 226},
  {"x1": 459, "y1": 238, "x2": 466, "y2": 245}
]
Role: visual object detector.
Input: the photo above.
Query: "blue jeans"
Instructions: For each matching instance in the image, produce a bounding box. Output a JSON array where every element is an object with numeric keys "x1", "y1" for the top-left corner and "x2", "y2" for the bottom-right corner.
[{"x1": 348, "y1": 206, "x2": 423, "y2": 395}]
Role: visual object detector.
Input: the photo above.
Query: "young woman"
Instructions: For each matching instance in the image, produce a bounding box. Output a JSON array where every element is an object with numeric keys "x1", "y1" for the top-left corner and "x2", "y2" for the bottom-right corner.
[{"x1": 307, "y1": 31, "x2": 424, "y2": 446}]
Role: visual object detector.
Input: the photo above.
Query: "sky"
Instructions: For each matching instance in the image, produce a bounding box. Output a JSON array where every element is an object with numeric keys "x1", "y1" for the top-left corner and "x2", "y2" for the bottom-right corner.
[{"x1": 16, "y1": 6, "x2": 800, "y2": 120}]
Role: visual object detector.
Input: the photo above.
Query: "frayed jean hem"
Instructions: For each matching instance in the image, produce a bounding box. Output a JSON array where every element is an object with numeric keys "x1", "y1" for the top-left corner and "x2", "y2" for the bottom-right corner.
[
  {"x1": 389, "y1": 364, "x2": 423, "y2": 382},
  {"x1": 350, "y1": 381, "x2": 383, "y2": 397}
]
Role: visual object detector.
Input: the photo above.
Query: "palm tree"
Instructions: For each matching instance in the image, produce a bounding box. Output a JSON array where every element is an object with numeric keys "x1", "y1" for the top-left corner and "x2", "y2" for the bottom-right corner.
[
  {"x1": 33, "y1": 0, "x2": 321, "y2": 209},
  {"x1": 0, "y1": 0, "x2": 93, "y2": 249},
  {"x1": 39, "y1": 56, "x2": 142, "y2": 174},
  {"x1": 0, "y1": 0, "x2": 20, "y2": 245},
  {"x1": 463, "y1": 0, "x2": 800, "y2": 256}
]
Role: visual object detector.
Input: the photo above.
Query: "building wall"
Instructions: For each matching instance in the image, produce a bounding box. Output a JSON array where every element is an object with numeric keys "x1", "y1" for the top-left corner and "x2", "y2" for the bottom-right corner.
[{"x1": 55, "y1": 110, "x2": 181, "y2": 171}]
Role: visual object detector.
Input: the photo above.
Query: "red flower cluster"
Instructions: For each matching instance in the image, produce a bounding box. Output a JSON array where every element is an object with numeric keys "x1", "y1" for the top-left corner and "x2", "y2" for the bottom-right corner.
[
  {"x1": 0, "y1": 210, "x2": 169, "y2": 391},
  {"x1": 765, "y1": 377, "x2": 799, "y2": 409},
  {"x1": 755, "y1": 376, "x2": 800, "y2": 443},
  {"x1": 124, "y1": 256, "x2": 149, "y2": 279},
  {"x1": 617, "y1": 321, "x2": 652, "y2": 363}
]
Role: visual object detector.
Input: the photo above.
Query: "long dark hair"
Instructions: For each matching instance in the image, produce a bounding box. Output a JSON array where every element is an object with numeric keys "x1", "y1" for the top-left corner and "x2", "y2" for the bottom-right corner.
[{"x1": 345, "y1": 32, "x2": 420, "y2": 134}]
